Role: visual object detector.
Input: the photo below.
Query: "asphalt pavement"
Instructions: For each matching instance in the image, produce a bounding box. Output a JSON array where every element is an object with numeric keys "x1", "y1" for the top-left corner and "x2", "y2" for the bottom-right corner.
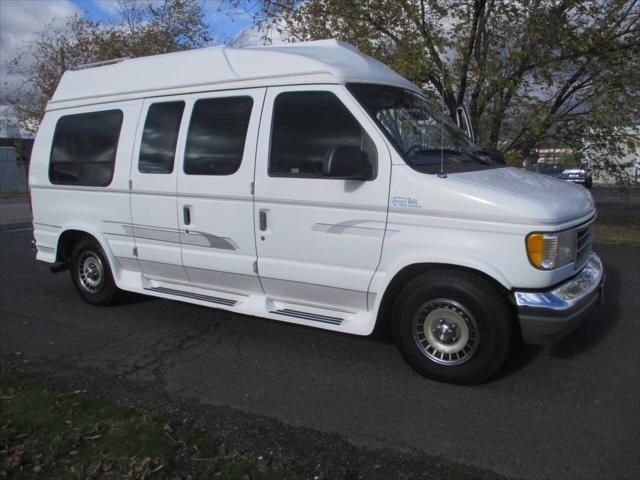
[{"x1": 1, "y1": 223, "x2": 639, "y2": 480}]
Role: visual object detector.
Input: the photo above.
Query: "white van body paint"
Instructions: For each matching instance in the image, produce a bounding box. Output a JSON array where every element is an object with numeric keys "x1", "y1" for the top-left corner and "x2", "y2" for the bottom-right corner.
[
  {"x1": 48, "y1": 40, "x2": 420, "y2": 111},
  {"x1": 30, "y1": 40, "x2": 598, "y2": 339}
]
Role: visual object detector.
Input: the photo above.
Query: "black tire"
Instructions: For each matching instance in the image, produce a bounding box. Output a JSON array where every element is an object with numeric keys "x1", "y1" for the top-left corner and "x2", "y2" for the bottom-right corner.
[
  {"x1": 392, "y1": 269, "x2": 513, "y2": 384},
  {"x1": 70, "y1": 237, "x2": 119, "y2": 306}
]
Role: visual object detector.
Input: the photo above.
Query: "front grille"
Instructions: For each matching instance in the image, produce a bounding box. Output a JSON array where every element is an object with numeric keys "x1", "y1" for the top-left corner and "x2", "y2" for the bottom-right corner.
[{"x1": 575, "y1": 220, "x2": 594, "y2": 270}]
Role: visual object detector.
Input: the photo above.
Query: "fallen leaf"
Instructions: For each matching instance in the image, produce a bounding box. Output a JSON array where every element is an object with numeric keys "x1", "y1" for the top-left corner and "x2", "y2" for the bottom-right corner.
[{"x1": 10, "y1": 444, "x2": 25, "y2": 456}]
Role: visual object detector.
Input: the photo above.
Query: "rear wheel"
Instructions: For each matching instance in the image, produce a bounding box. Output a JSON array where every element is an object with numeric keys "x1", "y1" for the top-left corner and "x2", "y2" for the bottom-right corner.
[
  {"x1": 392, "y1": 270, "x2": 513, "y2": 384},
  {"x1": 70, "y1": 237, "x2": 119, "y2": 305}
]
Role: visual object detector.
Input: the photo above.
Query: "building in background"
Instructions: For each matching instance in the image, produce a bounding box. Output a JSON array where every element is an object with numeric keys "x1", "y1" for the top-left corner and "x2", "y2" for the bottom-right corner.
[{"x1": 0, "y1": 130, "x2": 33, "y2": 193}]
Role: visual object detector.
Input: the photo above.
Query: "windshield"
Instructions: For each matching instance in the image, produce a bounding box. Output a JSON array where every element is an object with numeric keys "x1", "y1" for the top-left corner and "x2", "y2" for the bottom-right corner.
[{"x1": 347, "y1": 83, "x2": 504, "y2": 174}]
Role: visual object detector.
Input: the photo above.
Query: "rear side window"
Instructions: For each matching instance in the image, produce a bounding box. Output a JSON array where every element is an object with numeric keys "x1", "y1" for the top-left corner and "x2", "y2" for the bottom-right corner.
[
  {"x1": 269, "y1": 91, "x2": 377, "y2": 178},
  {"x1": 49, "y1": 110, "x2": 123, "y2": 186},
  {"x1": 184, "y1": 96, "x2": 253, "y2": 175},
  {"x1": 139, "y1": 101, "x2": 185, "y2": 174}
]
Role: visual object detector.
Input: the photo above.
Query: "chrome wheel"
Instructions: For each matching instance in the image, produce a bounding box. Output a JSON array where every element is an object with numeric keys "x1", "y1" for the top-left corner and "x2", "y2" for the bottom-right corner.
[
  {"x1": 413, "y1": 299, "x2": 478, "y2": 366},
  {"x1": 77, "y1": 251, "x2": 104, "y2": 294}
]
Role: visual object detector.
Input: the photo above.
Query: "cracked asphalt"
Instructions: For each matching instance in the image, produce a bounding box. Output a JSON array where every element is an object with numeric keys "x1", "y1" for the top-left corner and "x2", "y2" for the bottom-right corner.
[{"x1": 1, "y1": 223, "x2": 639, "y2": 480}]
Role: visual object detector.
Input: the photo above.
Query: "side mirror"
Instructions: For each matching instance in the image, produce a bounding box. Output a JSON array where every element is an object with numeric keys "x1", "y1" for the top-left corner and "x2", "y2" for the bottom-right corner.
[{"x1": 323, "y1": 146, "x2": 373, "y2": 180}]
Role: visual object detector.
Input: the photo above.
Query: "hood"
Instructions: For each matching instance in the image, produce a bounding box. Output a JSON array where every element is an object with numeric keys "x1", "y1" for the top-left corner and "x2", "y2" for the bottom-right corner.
[{"x1": 442, "y1": 167, "x2": 595, "y2": 225}]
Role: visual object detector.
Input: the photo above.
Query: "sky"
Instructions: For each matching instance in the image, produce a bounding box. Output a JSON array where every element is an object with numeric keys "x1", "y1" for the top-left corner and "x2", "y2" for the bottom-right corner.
[
  {"x1": 0, "y1": 0, "x2": 266, "y2": 136},
  {"x1": 69, "y1": 0, "x2": 259, "y2": 42}
]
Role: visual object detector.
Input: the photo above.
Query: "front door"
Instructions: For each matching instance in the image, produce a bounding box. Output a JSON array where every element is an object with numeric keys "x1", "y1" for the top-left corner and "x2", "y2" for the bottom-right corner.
[
  {"x1": 254, "y1": 85, "x2": 391, "y2": 311},
  {"x1": 176, "y1": 88, "x2": 266, "y2": 296}
]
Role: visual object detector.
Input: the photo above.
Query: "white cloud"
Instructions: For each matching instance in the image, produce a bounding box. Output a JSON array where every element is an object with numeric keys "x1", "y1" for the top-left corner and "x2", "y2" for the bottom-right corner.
[
  {"x1": 91, "y1": 0, "x2": 122, "y2": 15},
  {"x1": 0, "y1": 0, "x2": 79, "y2": 136},
  {"x1": 0, "y1": 0, "x2": 269, "y2": 135},
  {"x1": 0, "y1": 0, "x2": 79, "y2": 68}
]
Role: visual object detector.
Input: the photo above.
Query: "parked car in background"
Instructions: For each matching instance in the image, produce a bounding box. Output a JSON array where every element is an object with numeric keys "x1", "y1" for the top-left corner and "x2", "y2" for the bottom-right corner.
[
  {"x1": 526, "y1": 164, "x2": 562, "y2": 178},
  {"x1": 561, "y1": 164, "x2": 593, "y2": 188},
  {"x1": 541, "y1": 165, "x2": 563, "y2": 178}
]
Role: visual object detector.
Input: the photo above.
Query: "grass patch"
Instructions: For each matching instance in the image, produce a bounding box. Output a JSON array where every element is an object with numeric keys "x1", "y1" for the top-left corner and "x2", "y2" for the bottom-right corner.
[
  {"x1": 0, "y1": 369, "x2": 302, "y2": 479},
  {"x1": 595, "y1": 221, "x2": 640, "y2": 246}
]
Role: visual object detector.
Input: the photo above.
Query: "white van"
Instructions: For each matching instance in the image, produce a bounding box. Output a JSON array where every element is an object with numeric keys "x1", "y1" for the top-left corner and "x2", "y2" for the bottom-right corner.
[{"x1": 29, "y1": 40, "x2": 604, "y2": 384}]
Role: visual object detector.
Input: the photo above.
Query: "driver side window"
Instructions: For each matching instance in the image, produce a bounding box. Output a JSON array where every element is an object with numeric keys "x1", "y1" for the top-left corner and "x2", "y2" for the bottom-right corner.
[{"x1": 269, "y1": 91, "x2": 377, "y2": 179}]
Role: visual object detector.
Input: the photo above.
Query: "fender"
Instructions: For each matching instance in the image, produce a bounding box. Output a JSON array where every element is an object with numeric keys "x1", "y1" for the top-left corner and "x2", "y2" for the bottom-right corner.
[
  {"x1": 53, "y1": 223, "x2": 125, "y2": 287},
  {"x1": 373, "y1": 250, "x2": 512, "y2": 292},
  {"x1": 366, "y1": 250, "x2": 513, "y2": 334}
]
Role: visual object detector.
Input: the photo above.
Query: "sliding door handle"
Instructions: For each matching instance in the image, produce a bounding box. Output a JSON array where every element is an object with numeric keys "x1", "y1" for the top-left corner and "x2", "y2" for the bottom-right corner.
[
  {"x1": 183, "y1": 206, "x2": 191, "y2": 226},
  {"x1": 259, "y1": 210, "x2": 267, "y2": 231}
]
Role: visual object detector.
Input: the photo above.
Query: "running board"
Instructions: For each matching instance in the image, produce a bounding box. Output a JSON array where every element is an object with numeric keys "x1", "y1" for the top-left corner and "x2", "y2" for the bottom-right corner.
[
  {"x1": 145, "y1": 286, "x2": 237, "y2": 307},
  {"x1": 271, "y1": 308, "x2": 343, "y2": 325}
]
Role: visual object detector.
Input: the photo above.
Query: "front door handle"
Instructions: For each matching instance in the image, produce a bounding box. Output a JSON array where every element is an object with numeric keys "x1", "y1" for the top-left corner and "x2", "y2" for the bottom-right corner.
[
  {"x1": 259, "y1": 210, "x2": 267, "y2": 231},
  {"x1": 183, "y1": 206, "x2": 191, "y2": 226}
]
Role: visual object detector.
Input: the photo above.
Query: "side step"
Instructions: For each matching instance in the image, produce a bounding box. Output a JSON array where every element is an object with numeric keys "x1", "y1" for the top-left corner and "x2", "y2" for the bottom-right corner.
[
  {"x1": 145, "y1": 286, "x2": 237, "y2": 306},
  {"x1": 271, "y1": 308, "x2": 343, "y2": 325}
]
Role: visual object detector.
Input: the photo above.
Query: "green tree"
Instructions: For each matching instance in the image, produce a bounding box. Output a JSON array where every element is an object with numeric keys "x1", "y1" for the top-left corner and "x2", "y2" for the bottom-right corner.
[
  {"x1": 6, "y1": 0, "x2": 211, "y2": 131},
  {"x1": 255, "y1": 0, "x2": 640, "y2": 182}
]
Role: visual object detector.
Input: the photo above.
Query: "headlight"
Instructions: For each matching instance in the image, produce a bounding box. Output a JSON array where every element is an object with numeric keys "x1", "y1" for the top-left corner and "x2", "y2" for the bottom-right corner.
[{"x1": 526, "y1": 230, "x2": 576, "y2": 270}]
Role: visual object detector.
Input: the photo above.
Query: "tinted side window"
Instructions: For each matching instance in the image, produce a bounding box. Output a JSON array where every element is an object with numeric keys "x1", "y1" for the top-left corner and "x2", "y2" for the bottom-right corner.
[
  {"x1": 184, "y1": 96, "x2": 253, "y2": 175},
  {"x1": 139, "y1": 101, "x2": 185, "y2": 174},
  {"x1": 50, "y1": 110, "x2": 123, "y2": 186},
  {"x1": 269, "y1": 91, "x2": 377, "y2": 178}
]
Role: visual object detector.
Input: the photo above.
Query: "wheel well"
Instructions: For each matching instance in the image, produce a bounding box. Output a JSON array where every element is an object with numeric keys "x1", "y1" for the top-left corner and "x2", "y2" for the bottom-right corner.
[
  {"x1": 55, "y1": 230, "x2": 92, "y2": 264},
  {"x1": 374, "y1": 263, "x2": 514, "y2": 337}
]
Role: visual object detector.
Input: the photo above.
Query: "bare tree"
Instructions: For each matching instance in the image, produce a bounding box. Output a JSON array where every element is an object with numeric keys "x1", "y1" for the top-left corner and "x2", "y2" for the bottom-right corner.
[
  {"x1": 255, "y1": 0, "x2": 640, "y2": 182},
  {"x1": 6, "y1": 0, "x2": 211, "y2": 131}
]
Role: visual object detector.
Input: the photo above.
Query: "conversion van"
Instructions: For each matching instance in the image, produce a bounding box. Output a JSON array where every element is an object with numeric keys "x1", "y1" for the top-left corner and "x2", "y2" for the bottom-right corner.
[{"x1": 29, "y1": 40, "x2": 604, "y2": 384}]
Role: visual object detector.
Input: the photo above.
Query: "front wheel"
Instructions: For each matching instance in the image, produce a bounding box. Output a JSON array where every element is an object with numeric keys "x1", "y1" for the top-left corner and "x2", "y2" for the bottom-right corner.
[
  {"x1": 392, "y1": 270, "x2": 514, "y2": 384},
  {"x1": 70, "y1": 237, "x2": 119, "y2": 306}
]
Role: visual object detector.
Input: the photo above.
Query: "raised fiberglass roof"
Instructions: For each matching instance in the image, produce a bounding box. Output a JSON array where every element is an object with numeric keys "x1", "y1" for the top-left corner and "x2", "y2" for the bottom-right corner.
[{"x1": 49, "y1": 39, "x2": 420, "y2": 107}]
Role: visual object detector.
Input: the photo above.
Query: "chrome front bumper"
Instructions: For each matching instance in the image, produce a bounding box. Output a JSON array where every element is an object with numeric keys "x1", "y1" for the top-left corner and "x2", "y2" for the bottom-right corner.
[{"x1": 514, "y1": 252, "x2": 605, "y2": 345}]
